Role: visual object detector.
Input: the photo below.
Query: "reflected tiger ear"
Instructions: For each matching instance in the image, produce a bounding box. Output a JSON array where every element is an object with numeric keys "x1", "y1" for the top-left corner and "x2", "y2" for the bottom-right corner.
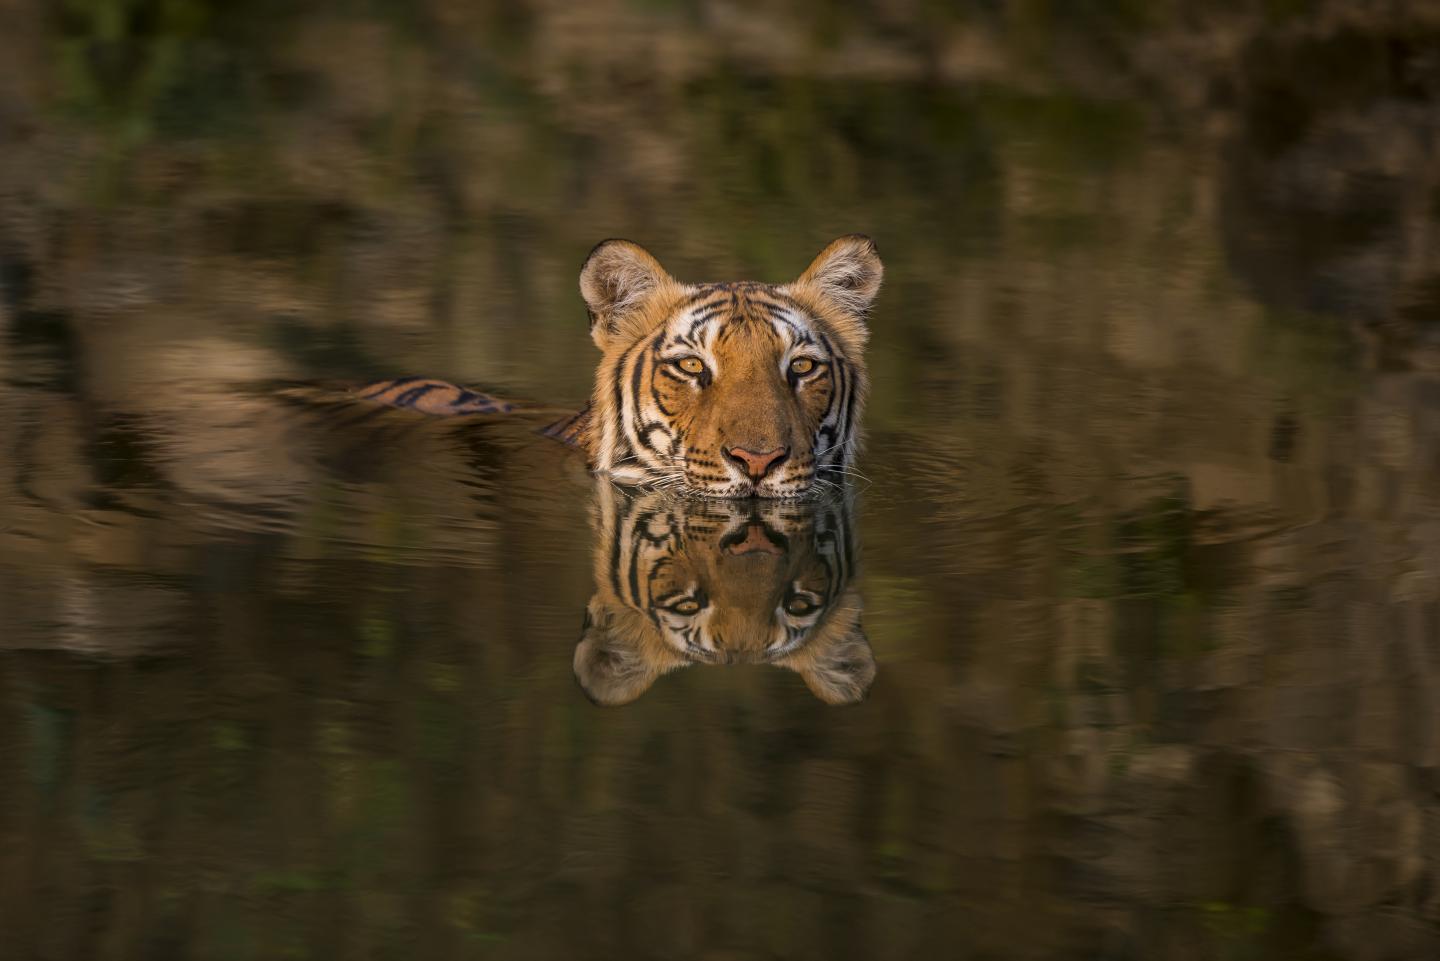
[
  {"x1": 573, "y1": 601, "x2": 667, "y2": 706},
  {"x1": 579, "y1": 239, "x2": 675, "y2": 347},
  {"x1": 778, "y1": 613, "x2": 877, "y2": 706},
  {"x1": 792, "y1": 234, "x2": 883, "y2": 320}
]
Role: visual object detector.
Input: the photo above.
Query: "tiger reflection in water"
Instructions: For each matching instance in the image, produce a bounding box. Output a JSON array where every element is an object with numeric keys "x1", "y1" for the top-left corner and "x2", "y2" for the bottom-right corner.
[{"x1": 574, "y1": 485, "x2": 874, "y2": 706}]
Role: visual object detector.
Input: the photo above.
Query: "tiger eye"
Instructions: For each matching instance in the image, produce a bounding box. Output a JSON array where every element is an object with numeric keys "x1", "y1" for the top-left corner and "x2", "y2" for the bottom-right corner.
[
  {"x1": 789, "y1": 357, "x2": 816, "y2": 376},
  {"x1": 674, "y1": 599, "x2": 701, "y2": 614},
  {"x1": 785, "y1": 596, "x2": 817, "y2": 615},
  {"x1": 676, "y1": 357, "x2": 705, "y2": 375}
]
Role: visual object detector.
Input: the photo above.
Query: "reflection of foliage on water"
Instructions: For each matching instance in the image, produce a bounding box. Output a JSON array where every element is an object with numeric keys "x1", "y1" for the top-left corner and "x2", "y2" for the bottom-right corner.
[
  {"x1": 54, "y1": 0, "x2": 288, "y2": 146},
  {"x1": 3, "y1": 1, "x2": 1440, "y2": 959}
]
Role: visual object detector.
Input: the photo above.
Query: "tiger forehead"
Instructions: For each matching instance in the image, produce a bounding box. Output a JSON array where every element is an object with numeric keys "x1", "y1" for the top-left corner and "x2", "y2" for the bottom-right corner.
[
  {"x1": 684, "y1": 284, "x2": 799, "y2": 319},
  {"x1": 661, "y1": 283, "x2": 813, "y2": 346}
]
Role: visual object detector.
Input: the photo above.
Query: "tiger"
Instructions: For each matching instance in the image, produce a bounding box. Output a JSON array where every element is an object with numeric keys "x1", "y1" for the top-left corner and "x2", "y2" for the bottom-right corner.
[
  {"x1": 358, "y1": 235, "x2": 882, "y2": 498},
  {"x1": 573, "y1": 484, "x2": 874, "y2": 706}
]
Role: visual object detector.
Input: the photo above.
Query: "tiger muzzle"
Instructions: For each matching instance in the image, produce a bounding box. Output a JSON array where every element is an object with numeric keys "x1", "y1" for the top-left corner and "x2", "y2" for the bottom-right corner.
[{"x1": 723, "y1": 446, "x2": 789, "y2": 482}]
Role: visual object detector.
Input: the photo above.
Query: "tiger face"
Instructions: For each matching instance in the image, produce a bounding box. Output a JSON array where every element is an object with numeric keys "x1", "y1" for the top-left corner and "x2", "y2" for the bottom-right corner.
[
  {"x1": 579, "y1": 236, "x2": 882, "y2": 498},
  {"x1": 574, "y1": 485, "x2": 874, "y2": 706}
]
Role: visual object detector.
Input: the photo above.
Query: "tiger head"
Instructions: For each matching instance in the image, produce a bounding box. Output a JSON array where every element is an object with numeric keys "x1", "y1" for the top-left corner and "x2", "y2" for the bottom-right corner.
[
  {"x1": 574, "y1": 485, "x2": 874, "y2": 706},
  {"x1": 578, "y1": 235, "x2": 882, "y2": 498}
]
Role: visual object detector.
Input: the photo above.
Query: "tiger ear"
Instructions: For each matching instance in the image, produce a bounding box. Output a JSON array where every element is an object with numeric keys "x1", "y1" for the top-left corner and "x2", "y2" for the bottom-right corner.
[
  {"x1": 579, "y1": 239, "x2": 675, "y2": 348},
  {"x1": 777, "y1": 613, "x2": 877, "y2": 706},
  {"x1": 573, "y1": 601, "x2": 672, "y2": 706},
  {"x1": 792, "y1": 234, "x2": 883, "y2": 320}
]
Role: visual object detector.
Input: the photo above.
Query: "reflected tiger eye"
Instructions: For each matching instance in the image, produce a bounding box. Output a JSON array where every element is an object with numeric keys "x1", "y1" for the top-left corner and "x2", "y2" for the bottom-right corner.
[
  {"x1": 676, "y1": 357, "x2": 705, "y2": 375},
  {"x1": 785, "y1": 596, "x2": 817, "y2": 615},
  {"x1": 673, "y1": 599, "x2": 701, "y2": 615},
  {"x1": 789, "y1": 357, "x2": 816, "y2": 376}
]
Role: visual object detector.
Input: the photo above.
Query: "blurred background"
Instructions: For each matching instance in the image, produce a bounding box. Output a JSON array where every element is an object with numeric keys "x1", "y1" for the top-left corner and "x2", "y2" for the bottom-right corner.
[{"x1": 3, "y1": 0, "x2": 1440, "y2": 958}]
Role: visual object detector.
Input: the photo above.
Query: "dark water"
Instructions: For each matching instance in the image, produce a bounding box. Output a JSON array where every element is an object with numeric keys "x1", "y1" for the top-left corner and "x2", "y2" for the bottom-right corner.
[{"x1": 4, "y1": 2, "x2": 1440, "y2": 959}]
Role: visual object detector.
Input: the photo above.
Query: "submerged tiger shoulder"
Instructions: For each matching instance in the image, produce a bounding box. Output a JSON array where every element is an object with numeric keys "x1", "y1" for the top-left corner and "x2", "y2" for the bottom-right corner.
[{"x1": 360, "y1": 235, "x2": 882, "y2": 498}]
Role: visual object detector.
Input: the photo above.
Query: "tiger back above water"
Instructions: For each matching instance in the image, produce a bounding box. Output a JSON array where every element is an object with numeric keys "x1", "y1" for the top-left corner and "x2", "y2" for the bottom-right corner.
[{"x1": 359, "y1": 235, "x2": 883, "y2": 498}]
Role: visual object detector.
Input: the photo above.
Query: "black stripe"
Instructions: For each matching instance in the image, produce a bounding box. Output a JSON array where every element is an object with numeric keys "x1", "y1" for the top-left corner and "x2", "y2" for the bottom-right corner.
[
  {"x1": 819, "y1": 334, "x2": 850, "y2": 464},
  {"x1": 542, "y1": 404, "x2": 589, "y2": 442},
  {"x1": 687, "y1": 306, "x2": 725, "y2": 337},
  {"x1": 627, "y1": 539, "x2": 643, "y2": 609},
  {"x1": 754, "y1": 300, "x2": 799, "y2": 331},
  {"x1": 394, "y1": 384, "x2": 439, "y2": 407},
  {"x1": 839, "y1": 360, "x2": 858, "y2": 461},
  {"x1": 628, "y1": 510, "x2": 665, "y2": 608},
  {"x1": 622, "y1": 330, "x2": 667, "y2": 461},
  {"x1": 450, "y1": 388, "x2": 483, "y2": 407},
  {"x1": 638, "y1": 421, "x2": 672, "y2": 453},
  {"x1": 609, "y1": 342, "x2": 644, "y2": 467},
  {"x1": 816, "y1": 425, "x2": 837, "y2": 454},
  {"x1": 681, "y1": 287, "x2": 721, "y2": 307},
  {"x1": 611, "y1": 351, "x2": 628, "y2": 440},
  {"x1": 644, "y1": 557, "x2": 675, "y2": 612},
  {"x1": 649, "y1": 341, "x2": 678, "y2": 416},
  {"x1": 627, "y1": 341, "x2": 649, "y2": 457},
  {"x1": 608, "y1": 506, "x2": 626, "y2": 599},
  {"x1": 630, "y1": 346, "x2": 646, "y2": 412},
  {"x1": 360, "y1": 375, "x2": 423, "y2": 399},
  {"x1": 815, "y1": 334, "x2": 841, "y2": 444}
]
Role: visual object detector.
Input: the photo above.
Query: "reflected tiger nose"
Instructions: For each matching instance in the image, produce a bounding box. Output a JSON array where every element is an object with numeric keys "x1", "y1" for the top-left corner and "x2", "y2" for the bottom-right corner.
[{"x1": 723, "y1": 446, "x2": 789, "y2": 481}]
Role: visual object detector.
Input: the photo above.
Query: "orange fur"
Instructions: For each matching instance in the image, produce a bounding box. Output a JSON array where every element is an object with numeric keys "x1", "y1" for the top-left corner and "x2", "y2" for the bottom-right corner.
[
  {"x1": 579, "y1": 235, "x2": 882, "y2": 497},
  {"x1": 357, "y1": 236, "x2": 883, "y2": 499}
]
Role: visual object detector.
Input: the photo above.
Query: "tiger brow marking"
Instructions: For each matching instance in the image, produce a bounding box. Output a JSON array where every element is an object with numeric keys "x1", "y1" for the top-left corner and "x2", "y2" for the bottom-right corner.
[
  {"x1": 754, "y1": 298, "x2": 808, "y2": 340},
  {"x1": 687, "y1": 304, "x2": 727, "y2": 338},
  {"x1": 715, "y1": 321, "x2": 743, "y2": 346}
]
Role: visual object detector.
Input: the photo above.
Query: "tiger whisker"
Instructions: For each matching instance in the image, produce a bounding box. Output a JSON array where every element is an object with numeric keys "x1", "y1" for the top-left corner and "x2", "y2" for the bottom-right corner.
[{"x1": 821, "y1": 466, "x2": 871, "y2": 484}]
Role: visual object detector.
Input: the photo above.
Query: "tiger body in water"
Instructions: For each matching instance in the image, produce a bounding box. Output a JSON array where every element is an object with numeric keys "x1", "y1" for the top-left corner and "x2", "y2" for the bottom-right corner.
[{"x1": 357, "y1": 235, "x2": 882, "y2": 499}]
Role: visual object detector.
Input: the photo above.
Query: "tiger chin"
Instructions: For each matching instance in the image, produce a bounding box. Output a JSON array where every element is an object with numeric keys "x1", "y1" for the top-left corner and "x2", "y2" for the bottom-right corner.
[
  {"x1": 361, "y1": 235, "x2": 882, "y2": 499},
  {"x1": 573, "y1": 484, "x2": 874, "y2": 706}
]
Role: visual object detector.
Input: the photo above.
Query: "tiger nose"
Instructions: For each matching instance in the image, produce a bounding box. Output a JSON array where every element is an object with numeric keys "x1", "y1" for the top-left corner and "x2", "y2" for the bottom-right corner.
[{"x1": 724, "y1": 446, "x2": 789, "y2": 481}]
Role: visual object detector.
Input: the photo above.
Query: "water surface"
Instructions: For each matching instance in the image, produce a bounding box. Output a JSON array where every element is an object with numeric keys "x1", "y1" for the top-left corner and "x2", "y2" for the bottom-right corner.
[{"x1": 3, "y1": 3, "x2": 1440, "y2": 959}]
